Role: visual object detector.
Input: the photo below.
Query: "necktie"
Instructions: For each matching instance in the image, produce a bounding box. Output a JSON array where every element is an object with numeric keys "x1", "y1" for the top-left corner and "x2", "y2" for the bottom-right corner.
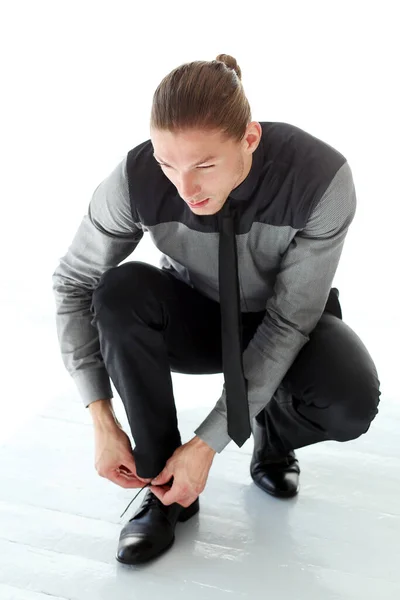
[{"x1": 217, "y1": 197, "x2": 251, "y2": 447}]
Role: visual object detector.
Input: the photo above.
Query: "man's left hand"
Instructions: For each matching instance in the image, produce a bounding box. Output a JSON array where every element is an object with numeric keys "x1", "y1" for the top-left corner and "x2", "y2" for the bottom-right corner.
[{"x1": 150, "y1": 436, "x2": 216, "y2": 507}]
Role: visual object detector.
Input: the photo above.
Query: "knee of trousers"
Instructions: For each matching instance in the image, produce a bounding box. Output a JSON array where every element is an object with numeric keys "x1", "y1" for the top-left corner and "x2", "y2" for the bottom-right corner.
[
  {"x1": 327, "y1": 389, "x2": 381, "y2": 442},
  {"x1": 90, "y1": 261, "x2": 161, "y2": 325}
]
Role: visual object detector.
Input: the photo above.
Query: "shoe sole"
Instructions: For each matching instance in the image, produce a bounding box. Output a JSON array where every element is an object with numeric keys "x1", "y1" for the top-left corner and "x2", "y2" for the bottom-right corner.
[{"x1": 115, "y1": 498, "x2": 200, "y2": 565}]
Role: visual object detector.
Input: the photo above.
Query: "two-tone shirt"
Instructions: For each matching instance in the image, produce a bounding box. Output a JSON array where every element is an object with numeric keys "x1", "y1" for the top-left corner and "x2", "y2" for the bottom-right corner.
[{"x1": 51, "y1": 121, "x2": 357, "y2": 452}]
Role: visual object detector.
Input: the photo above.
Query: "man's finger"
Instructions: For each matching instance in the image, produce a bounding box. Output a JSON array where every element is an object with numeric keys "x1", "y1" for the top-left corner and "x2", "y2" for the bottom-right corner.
[
  {"x1": 124, "y1": 456, "x2": 143, "y2": 477},
  {"x1": 150, "y1": 485, "x2": 168, "y2": 502},
  {"x1": 150, "y1": 481, "x2": 180, "y2": 504},
  {"x1": 120, "y1": 458, "x2": 152, "y2": 483},
  {"x1": 151, "y1": 467, "x2": 172, "y2": 486},
  {"x1": 159, "y1": 484, "x2": 192, "y2": 507},
  {"x1": 109, "y1": 471, "x2": 144, "y2": 489}
]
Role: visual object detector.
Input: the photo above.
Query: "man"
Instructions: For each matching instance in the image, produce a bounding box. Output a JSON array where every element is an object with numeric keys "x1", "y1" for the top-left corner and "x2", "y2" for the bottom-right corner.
[{"x1": 52, "y1": 55, "x2": 381, "y2": 565}]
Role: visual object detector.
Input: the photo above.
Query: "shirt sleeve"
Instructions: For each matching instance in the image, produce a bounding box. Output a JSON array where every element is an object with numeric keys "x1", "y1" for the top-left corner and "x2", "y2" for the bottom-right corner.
[
  {"x1": 194, "y1": 160, "x2": 357, "y2": 452},
  {"x1": 51, "y1": 156, "x2": 144, "y2": 406}
]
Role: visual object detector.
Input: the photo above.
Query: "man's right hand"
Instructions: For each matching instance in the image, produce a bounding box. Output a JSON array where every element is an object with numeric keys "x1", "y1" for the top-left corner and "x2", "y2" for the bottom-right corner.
[{"x1": 93, "y1": 421, "x2": 152, "y2": 489}]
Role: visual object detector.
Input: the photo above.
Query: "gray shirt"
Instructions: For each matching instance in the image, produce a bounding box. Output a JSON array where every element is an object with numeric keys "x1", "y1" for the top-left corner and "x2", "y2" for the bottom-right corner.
[{"x1": 51, "y1": 121, "x2": 357, "y2": 452}]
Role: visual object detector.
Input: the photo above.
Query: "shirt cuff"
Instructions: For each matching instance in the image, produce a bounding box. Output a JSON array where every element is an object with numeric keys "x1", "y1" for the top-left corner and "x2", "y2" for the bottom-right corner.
[
  {"x1": 194, "y1": 408, "x2": 232, "y2": 453},
  {"x1": 72, "y1": 368, "x2": 114, "y2": 407}
]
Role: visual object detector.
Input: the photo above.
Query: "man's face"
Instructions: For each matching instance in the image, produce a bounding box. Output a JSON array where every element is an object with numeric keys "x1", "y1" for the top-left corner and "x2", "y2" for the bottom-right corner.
[{"x1": 150, "y1": 125, "x2": 257, "y2": 215}]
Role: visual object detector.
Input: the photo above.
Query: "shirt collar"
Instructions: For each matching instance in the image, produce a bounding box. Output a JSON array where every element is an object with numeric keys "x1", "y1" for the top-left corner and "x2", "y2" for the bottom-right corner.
[{"x1": 229, "y1": 135, "x2": 265, "y2": 201}]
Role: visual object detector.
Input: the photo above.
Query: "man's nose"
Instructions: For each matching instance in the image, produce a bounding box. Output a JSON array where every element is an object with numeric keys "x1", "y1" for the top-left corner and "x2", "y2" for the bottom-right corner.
[{"x1": 178, "y1": 174, "x2": 200, "y2": 200}]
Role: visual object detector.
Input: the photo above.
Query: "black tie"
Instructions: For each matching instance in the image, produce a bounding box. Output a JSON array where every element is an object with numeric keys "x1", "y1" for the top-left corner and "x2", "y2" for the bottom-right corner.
[{"x1": 217, "y1": 197, "x2": 251, "y2": 447}]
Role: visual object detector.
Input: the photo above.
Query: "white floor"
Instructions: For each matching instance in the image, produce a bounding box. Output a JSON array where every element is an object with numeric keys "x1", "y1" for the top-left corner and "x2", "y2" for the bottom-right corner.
[{"x1": 1, "y1": 285, "x2": 400, "y2": 599}]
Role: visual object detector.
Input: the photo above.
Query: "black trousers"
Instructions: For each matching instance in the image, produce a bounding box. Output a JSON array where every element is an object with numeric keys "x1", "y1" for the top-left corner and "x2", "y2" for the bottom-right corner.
[{"x1": 90, "y1": 261, "x2": 381, "y2": 478}]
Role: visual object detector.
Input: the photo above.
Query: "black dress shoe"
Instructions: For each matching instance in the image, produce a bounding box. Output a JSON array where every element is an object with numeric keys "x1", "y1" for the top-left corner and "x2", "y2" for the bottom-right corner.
[
  {"x1": 116, "y1": 488, "x2": 199, "y2": 565},
  {"x1": 250, "y1": 418, "x2": 300, "y2": 498}
]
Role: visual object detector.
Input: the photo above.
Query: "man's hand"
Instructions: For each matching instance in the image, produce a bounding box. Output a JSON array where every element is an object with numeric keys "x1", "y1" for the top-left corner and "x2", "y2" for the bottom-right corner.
[
  {"x1": 150, "y1": 436, "x2": 216, "y2": 507},
  {"x1": 93, "y1": 421, "x2": 152, "y2": 489}
]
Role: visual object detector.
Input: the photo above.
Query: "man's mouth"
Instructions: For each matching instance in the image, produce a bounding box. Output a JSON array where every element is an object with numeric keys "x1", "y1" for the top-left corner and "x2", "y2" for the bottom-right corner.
[{"x1": 189, "y1": 198, "x2": 210, "y2": 207}]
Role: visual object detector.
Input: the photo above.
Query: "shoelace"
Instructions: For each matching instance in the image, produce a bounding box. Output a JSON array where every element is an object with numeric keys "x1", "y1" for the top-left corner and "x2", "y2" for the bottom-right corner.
[
  {"x1": 120, "y1": 476, "x2": 175, "y2": 519},
  {"x1": 120, "y1": 482, "x2": 152, "y2": 519}
]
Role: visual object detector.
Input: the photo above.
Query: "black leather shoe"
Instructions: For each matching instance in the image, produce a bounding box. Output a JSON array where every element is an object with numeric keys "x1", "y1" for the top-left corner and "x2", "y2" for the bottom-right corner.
[
  {"x1": 250, "y1": 418, "x2": 300, "y2": 498},
  {"x1": 116, "y1": 488, "x2": 199, "y2": 565}
]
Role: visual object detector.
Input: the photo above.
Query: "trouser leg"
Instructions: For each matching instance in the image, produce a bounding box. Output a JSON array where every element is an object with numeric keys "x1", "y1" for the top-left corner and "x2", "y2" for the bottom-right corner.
[
  {"x1": 256, "y1": 292, "x2": 382, "y2": 455},
  {"x1": 90, "y1": 261, "x2": 224, "y2": 478}
]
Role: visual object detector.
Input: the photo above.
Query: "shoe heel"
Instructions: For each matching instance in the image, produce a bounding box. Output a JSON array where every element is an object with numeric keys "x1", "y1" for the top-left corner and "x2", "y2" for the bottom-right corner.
[{"x1": 178, "y1": 499, "x2": 199, "y2": 522}]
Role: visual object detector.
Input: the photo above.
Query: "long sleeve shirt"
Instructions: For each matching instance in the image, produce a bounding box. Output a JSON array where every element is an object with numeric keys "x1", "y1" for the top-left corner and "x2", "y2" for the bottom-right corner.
[{"x1": 51, "y1": 121, "x2": 357, "y2": 453}]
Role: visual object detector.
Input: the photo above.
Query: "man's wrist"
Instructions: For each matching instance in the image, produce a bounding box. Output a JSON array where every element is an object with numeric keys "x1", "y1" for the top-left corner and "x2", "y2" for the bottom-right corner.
[
  {"x1": 88, "y1": 399, "x2": 120, "y2": 429},
  {"x1": 190, "y1": 435, "x2": 217, "y2": 456}
]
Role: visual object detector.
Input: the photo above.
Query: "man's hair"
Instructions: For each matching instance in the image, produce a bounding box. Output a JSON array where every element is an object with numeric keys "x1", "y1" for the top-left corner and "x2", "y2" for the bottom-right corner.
[{"x1": 150, "y1": 54, "x2": 252, "y2": 142}]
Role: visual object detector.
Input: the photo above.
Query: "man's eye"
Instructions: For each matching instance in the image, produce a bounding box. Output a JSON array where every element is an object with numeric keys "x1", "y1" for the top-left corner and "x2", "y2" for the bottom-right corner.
[{"x1": 156, "y1": 162, "x2": 214, "y2": 170}]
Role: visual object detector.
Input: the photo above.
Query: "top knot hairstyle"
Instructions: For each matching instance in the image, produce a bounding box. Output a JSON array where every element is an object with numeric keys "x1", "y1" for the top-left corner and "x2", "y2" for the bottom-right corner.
[{"x1": 150, "y1": 54, "x2": 252, "y2": 142}]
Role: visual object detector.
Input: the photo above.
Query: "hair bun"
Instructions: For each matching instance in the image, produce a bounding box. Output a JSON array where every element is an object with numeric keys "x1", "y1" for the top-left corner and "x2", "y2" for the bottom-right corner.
[{"x1": 215, "y1": 54, "x2": 242, "y2": 80}]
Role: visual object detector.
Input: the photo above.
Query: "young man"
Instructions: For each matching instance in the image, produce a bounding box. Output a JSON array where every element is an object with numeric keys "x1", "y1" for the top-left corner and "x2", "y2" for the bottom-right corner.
[{"x1": 52, "y1": 55, "x2": 381, "y2": 565}]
